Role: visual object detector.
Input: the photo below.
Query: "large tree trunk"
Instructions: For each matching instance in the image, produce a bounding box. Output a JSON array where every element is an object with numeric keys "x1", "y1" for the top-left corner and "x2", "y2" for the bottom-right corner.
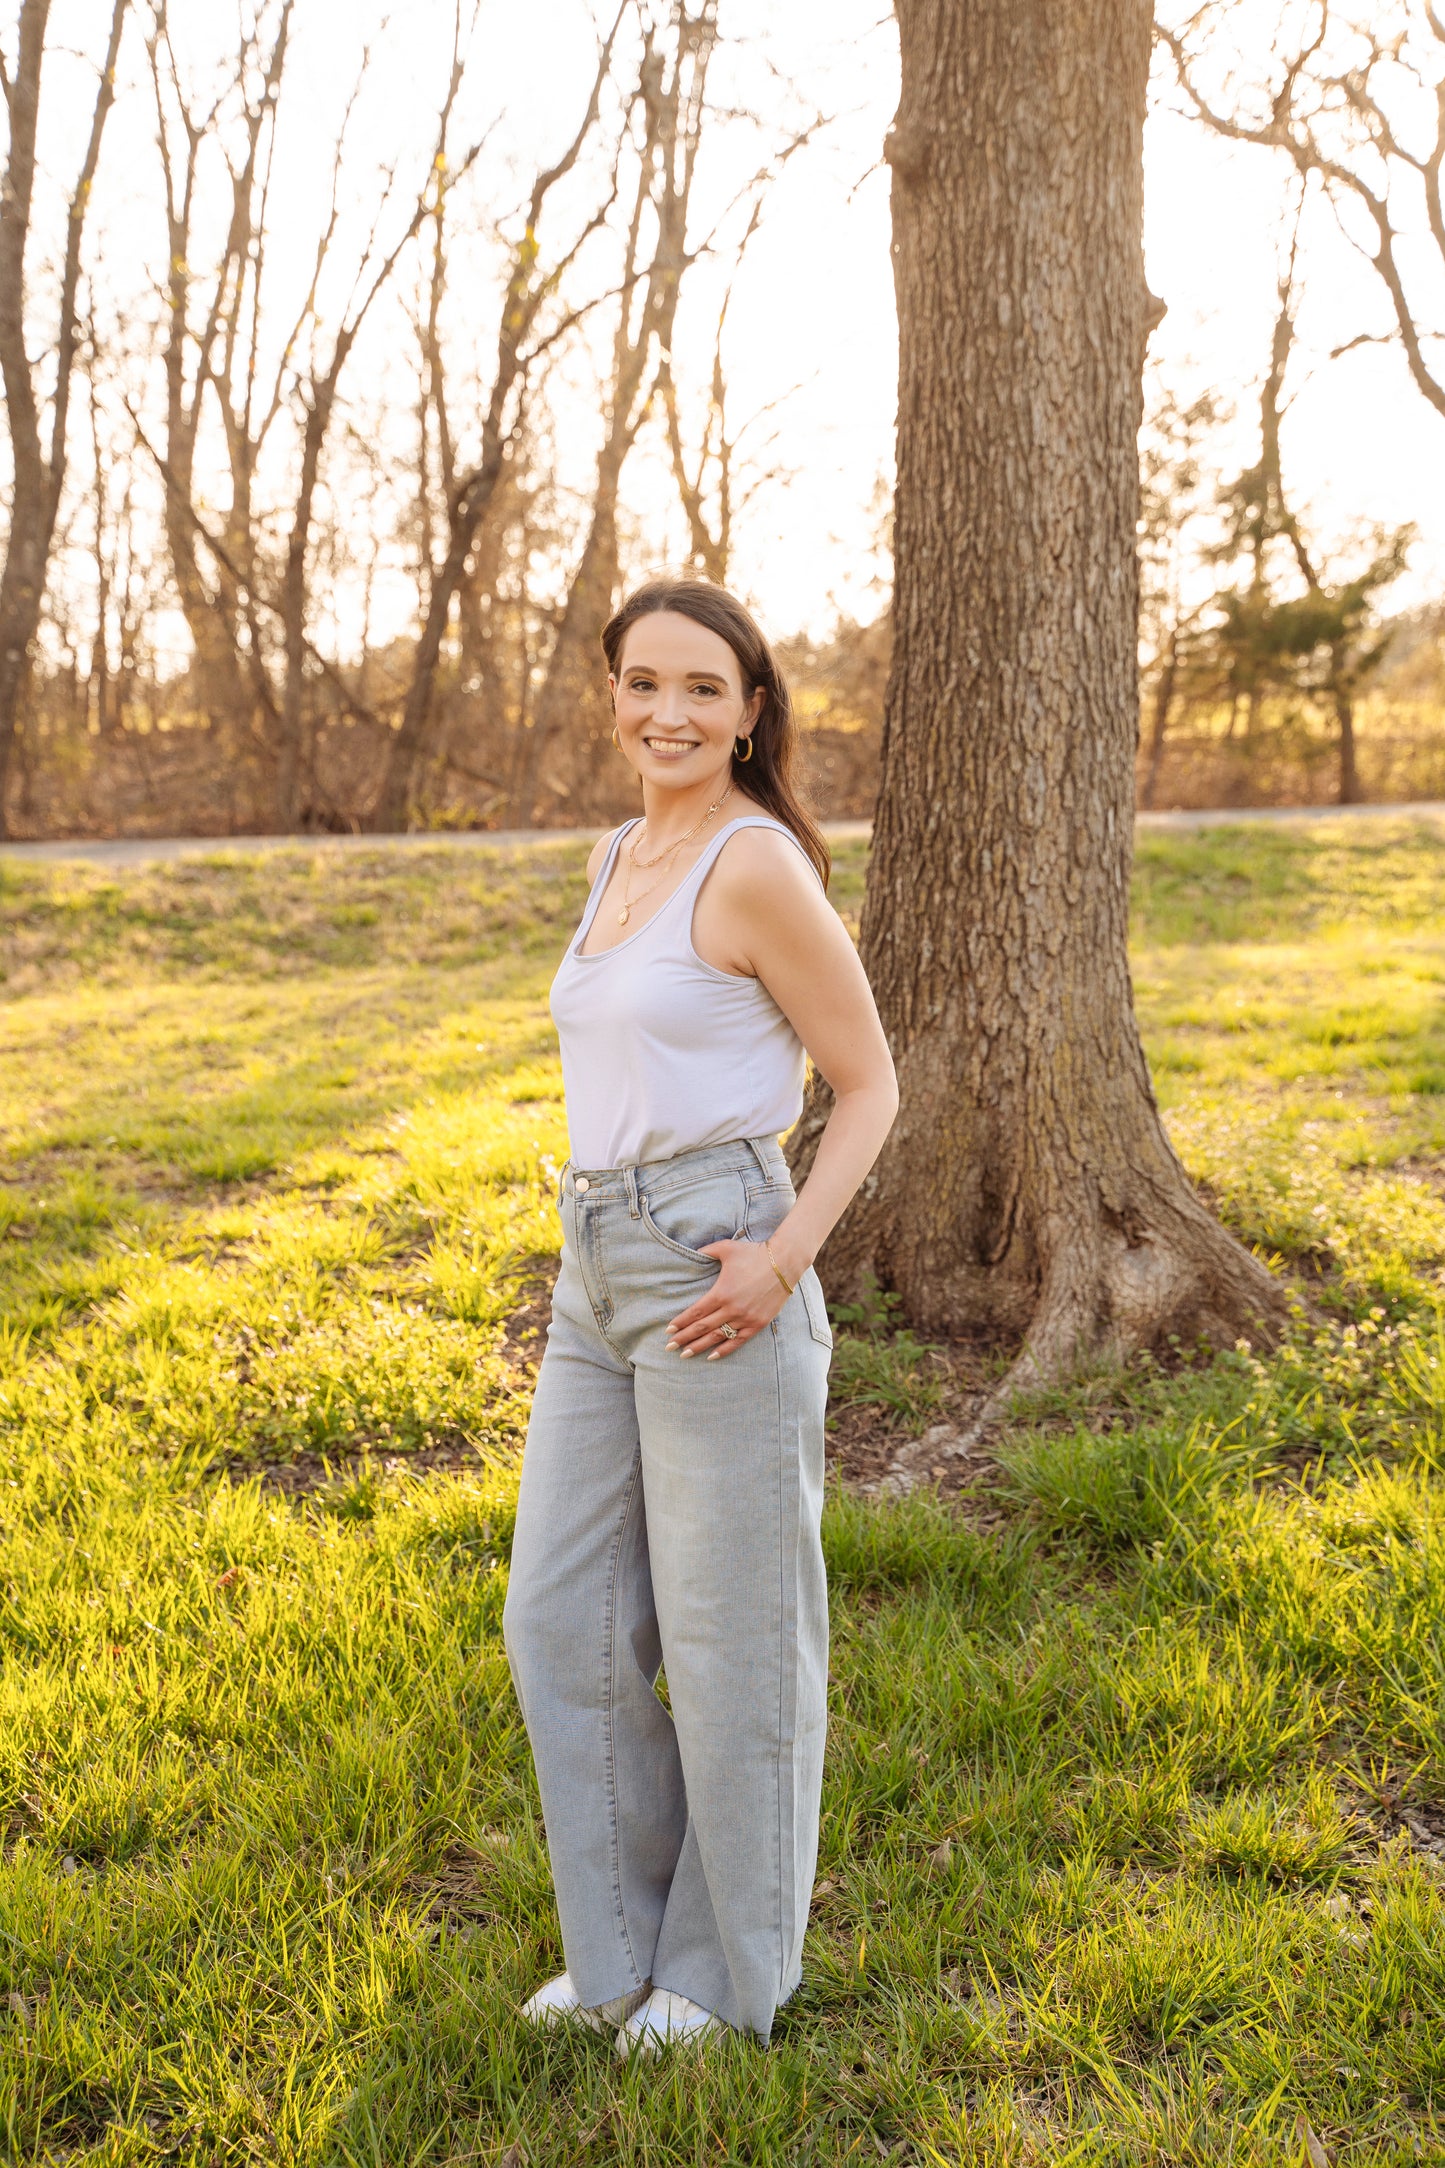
[{"x1": 792, "y1": 0, "x2": 1283, "y2": 1392}]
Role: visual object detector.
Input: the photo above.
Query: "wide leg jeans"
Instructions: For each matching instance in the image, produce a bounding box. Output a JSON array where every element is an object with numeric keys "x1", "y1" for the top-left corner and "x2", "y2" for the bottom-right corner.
[{"x1": 502, "y1": 1134, "x2": 833, "y2": 2040}]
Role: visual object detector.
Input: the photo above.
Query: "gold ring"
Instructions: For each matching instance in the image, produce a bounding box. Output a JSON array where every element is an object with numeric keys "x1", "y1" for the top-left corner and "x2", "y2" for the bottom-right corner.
[{"x1": 718, "y1": 1323, "x2": 738, "y2": 1339}]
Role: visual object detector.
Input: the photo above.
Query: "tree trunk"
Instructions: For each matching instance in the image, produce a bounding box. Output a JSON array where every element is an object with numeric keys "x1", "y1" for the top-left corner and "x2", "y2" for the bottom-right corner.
[
  {"x1": 0, "y1": 0, "x2": 127, "y2": 836},
  {"x1": 1140, "y1": 624, "x2": 1178, "y2": 810},
  {"x1": 523, "y1": 476, "x2": 622, "y2": 822},
  {"x1": 1335, "y1": 680, "x2": 1361, "y2": 805},
  {"x1": 791, "y1": 0, "x2": 1283, "y2": 1392}
]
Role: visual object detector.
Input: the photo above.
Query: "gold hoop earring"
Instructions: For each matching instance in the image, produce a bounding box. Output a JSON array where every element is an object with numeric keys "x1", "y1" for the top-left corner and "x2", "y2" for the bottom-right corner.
[
  {"x1": 611, "y1": 725, "x2": 622, "y2": 751},
  {"x1": 735, "y1": 735, "x2": 754, "y2": 763}
]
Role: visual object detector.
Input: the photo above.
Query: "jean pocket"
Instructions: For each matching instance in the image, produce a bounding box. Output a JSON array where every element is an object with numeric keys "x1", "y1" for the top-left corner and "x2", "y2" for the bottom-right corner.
[
  {"x1": 639, "y1": 1168, "x2": 747, "y2": 1266},
  {"x1": 741, "y1": 1177, "x2": 795, "y2": 1242},
  {"x1": 800, "y1": 1267, "x2": 833, "y2": 1349}
]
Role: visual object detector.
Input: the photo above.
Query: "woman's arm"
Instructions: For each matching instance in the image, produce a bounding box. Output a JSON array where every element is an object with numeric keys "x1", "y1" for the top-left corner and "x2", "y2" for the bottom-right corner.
[{"x1": 665, "y1": 830, "x2": 898, "y2": 1359}]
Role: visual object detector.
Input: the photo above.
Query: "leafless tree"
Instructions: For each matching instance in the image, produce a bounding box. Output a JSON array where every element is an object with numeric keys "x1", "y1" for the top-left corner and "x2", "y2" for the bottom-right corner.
[
  {"x1": 1160, "y1": 2, "x2": 1445, "y2": 425},
  {"x1": 1137, "y1": 375, "x2": 1228, "y2": 807},
  {"x1": 0, "y1": 0, "x2": 129, "y2": 835},
  {"x1": 144, "y1": 2, "x2": 489, "y2": 827},
  {"x1": 369, "y1": 4, "x2": 628, "y2": 830},
  {"x1": 520, "y1": 0, "x2": 719, "y2": 827}
]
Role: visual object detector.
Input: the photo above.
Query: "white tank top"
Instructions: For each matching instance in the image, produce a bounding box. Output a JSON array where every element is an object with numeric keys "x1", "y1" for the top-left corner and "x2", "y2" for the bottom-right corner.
[{"x1": 549, "y1": 814, "x2": 823, "y2": 1171}]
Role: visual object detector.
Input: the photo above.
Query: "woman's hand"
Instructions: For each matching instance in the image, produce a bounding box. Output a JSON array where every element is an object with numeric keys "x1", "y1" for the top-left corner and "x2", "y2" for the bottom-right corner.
[{"x1": 664, "y1": 1239, "x2": 792, "y2": 1359}]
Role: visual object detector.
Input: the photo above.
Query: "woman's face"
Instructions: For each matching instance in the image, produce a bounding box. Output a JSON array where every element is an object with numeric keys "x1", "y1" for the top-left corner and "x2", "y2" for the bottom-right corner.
[{"x1": 610, "y1": 611, "x2": 763, "y2": 793}]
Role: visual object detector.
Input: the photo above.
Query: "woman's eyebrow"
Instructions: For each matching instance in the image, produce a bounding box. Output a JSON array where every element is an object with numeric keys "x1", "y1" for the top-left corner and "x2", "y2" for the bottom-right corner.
[{"x1": 622, "y1": 663, "x2": 726, "y2": 682}]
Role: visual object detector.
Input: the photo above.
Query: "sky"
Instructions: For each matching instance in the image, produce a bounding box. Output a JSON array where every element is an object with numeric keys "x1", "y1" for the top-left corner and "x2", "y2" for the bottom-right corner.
[{"x1": 18, "y1": 0, "x2": 1445, "y2": 645}]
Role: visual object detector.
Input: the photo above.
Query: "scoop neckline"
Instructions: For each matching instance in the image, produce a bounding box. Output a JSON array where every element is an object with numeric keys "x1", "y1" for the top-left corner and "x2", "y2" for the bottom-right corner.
[{"x1": 568, "y1": 812, "x2": 777, "y2": 963}]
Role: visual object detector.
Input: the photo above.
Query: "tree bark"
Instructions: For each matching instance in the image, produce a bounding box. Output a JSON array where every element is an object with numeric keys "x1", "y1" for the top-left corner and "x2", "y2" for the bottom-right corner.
[{"x1": 791, "y1": 0, "x2": 1284, "y2": 1390}]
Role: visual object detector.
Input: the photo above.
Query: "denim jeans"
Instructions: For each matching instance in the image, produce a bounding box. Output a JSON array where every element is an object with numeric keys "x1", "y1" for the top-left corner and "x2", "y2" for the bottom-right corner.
[{"x1": 502, "y1": 1134, "x2": 833, "y2": 2039}]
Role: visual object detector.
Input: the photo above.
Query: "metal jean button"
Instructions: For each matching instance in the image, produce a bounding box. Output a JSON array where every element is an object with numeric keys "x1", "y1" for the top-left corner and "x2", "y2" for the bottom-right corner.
[{"x1": 574, "y1": 1176, "x2": 590, "y2": 1193}]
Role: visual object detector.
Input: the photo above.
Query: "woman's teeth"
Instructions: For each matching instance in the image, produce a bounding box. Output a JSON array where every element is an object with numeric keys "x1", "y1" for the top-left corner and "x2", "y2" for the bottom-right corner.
[{"x1": 645, "y1": 738, "x2": 698, "y2": 756}]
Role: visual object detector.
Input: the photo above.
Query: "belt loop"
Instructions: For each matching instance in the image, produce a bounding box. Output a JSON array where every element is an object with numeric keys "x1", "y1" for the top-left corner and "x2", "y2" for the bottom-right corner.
[
  {"x1": 623, "y1": 1163, "x2": 641, "y2": 1218},
  {"x1": 745, "y1": 1135, "x2": 774, "y2": 1181}
]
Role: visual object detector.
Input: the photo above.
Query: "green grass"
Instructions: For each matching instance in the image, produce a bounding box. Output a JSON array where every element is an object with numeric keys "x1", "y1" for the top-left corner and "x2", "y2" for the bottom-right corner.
[{"x1": 2, "y1": 819, "x2": 1445, "y2": 2164}]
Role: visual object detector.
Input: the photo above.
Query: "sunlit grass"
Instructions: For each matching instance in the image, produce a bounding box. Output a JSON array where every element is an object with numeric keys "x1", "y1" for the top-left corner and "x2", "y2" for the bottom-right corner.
[{"x1": 1, "y1": 821, "x2": 1444, "y2": 2162}]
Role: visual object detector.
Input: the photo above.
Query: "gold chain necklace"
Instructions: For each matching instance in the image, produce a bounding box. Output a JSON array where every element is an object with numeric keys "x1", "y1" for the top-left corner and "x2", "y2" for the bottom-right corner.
[
  {"x1": 617, "y1": 783, "x2": 735, "y2": 926},
  {"x1": 628, "y1": 780, "x2": 736, "y2": 869}
]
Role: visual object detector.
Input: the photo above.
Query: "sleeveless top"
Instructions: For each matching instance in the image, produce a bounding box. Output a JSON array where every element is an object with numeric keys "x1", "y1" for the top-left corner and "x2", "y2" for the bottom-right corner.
[{"x1": 549, "y1": 814, "x2": 824, "y2": 1171}]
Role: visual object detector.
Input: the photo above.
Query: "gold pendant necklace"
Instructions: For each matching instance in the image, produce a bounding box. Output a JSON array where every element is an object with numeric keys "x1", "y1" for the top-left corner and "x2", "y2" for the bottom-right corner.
[{"x1": 617, "y1": 783, "x2": 735, "y2": 925}]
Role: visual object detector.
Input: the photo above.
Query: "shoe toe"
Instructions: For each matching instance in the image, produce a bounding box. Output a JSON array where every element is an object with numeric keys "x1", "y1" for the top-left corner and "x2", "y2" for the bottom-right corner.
[{"x1": 615, "y1": 1989, "x2": 723, "y2": 2056}]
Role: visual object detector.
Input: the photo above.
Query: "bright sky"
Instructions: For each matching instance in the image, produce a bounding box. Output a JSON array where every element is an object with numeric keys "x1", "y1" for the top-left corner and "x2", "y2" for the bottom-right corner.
[{"x1": 23, "y1": 0, "x2": 1445, "y2": 643}]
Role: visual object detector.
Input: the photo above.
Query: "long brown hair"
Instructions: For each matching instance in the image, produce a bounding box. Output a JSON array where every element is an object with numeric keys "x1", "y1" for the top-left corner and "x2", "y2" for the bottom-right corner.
[{"x1": 601, "y1": 576, "x2": 831, "y2": 890}]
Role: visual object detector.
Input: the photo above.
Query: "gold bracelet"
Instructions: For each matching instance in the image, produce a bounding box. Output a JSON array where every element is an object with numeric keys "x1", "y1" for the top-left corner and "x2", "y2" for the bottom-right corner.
[{"x1": 765, "y1": 1239, "x2": 796, "y2": 1297}]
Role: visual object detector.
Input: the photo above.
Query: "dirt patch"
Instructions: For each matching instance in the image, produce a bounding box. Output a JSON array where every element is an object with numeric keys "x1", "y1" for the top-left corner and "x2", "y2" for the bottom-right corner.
[
  {"x1": 499, "y1": 1258, "x2": 558, "y2": 1378},
  {"x1": 254, "y1": 1441, "x2": 500, "y2": 1498},
  {"x1": 825, "y1": 1336, "x2": 1007, "y2": 1514},
  {"x1": 406, "y1": 1838, "x2": 511, "y2": 1937},
  {"x1": 1383, "y1": 1154, "x2": 1445, "y2": 1196},
  {"x1": 1365, "y1": 1792, "x2": 1445, "y2": 1865}
]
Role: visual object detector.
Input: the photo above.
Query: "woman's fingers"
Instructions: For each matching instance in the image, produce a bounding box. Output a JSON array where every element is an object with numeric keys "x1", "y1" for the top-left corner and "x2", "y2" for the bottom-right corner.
[
  {"x1": 665, "y1": 1309, "x2": 757, "y2": 1355},
  {"x1": 664, "y1": 1241, "x2": 786, "y2": 1357}
]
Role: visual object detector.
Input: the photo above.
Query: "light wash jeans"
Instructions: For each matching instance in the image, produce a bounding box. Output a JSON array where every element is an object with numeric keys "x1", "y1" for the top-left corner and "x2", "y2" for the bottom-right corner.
[{"x1": 502, "y1": 1134, "x2": 833, "y2": 2040}]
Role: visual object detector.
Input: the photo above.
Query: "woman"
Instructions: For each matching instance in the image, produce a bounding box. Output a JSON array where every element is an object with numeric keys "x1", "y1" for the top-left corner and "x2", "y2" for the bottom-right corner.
[{"x1": 503, "y1": 576, "x2": 897, "y2": 2055}]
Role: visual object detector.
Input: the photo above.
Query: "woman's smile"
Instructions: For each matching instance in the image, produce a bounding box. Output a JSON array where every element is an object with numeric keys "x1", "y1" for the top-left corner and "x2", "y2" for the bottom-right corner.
[{"x1": 643, "y1": 734, "x2": 702, "y2": 758}]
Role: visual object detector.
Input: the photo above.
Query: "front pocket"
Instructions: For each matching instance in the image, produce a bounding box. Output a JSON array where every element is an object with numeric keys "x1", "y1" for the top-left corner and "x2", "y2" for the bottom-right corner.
[
  {"x1": 740, "y1": 1177, "x2": 794, "y2": 1242},
  {"x1": 638, "y1": 1169, "x2": 747, "y2": 1266},
  {"x1": 800, "y1": 1267, "x2": 833, "y2": 1349}
]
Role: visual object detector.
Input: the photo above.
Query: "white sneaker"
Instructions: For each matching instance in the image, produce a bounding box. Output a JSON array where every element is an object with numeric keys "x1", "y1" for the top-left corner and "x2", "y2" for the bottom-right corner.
[
  {"x1": 520, "y1": 1971, "x2": 651, "y2": 2034},
  {"x1": 615, "y1": 1987, "x2": 726, "y2": 2057}
]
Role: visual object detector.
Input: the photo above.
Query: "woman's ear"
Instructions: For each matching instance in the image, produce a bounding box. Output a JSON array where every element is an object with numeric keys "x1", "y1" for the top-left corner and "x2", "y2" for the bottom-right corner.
[{"x1": 745, "y1": 686, "x2": 764, "y2": 729}]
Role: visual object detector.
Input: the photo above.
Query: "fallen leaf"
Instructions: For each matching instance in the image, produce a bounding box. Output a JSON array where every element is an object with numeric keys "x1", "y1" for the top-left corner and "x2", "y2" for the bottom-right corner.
[
  {"x1": 59, "y1": 1854, "x2": 78, "y2": 1877},
  {"x1": 215, "y1": 1566, "x2": 241, "y2": 1589},
  {"x1": 498, "y1": 2145, "x2": 527, "y2": 2168},
  {"x1": 929, "y1": 1838, "x2": 953, "y2": 1869},
  {"x1": 1295, "y1": 2112, "x2": 1331, "y2": 2167}
]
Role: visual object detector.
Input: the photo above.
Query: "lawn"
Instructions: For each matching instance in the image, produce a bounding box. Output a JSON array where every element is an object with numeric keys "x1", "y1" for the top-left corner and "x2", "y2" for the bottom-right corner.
[{"x1": 2, "y1": 818, "x2": 1444, "y2": 2166}]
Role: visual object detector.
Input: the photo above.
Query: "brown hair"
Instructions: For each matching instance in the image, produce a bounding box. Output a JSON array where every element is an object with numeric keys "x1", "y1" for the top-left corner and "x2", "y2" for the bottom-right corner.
[{"x1": 601, "y1": 576, "x2": 830, "y2": 890}]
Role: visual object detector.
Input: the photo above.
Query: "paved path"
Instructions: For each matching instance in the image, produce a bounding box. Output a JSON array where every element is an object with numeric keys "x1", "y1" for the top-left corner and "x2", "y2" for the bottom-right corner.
[{"x1": 0, "y1": 804, "x2": 1440, "y2": 868}]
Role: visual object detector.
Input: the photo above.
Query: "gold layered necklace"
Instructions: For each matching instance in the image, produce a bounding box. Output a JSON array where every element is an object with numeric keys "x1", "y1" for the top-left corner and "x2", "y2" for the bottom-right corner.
[{"x1": 617, "y1": 782, "x2": 735, "y2": 926}]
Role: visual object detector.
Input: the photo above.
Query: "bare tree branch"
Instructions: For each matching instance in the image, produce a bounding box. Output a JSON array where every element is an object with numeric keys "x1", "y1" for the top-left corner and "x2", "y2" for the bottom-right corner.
[{"x1": 1159, "y1": 7, "x2": 1445, "y2": 424}]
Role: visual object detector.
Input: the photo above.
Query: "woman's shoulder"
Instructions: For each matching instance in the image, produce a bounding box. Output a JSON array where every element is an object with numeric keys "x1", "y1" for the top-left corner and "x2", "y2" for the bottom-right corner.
[
  {"x1": 585, "y1": 819, "x2": 635, "y2": 885},
  {"x1": 711, "y1": 808, "x2": 822, "y2": 893}
]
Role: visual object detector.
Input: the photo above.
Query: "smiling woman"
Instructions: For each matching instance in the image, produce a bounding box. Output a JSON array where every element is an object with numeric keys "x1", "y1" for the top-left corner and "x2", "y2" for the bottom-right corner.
[{"x1": 501, "y1": 574, "x2": 899, "y2": 2055}]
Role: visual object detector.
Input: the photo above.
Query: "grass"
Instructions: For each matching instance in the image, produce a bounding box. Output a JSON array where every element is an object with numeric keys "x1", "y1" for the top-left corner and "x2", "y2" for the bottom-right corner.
[{"x1": 1, "y1": 816, "x2": 1444, "y2": 2164}]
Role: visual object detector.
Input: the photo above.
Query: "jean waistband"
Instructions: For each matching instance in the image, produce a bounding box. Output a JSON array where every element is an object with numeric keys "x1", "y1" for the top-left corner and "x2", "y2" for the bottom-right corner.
[{"x1": 560, "y1": 1134, "x2": 789, "y2": 1209}]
